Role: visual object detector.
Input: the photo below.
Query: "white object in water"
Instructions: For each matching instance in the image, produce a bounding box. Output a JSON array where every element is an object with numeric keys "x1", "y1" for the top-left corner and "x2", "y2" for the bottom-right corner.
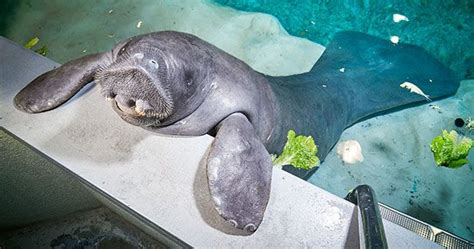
[
  {"x1": 336, "y1": 140, "x2": 364, "y2": 164},
  {"x1": 400, "y1": 81, "x2": 431, "y2": 101},
  {"x1": 137, "y1": 21, "x2": 143, "y2": 28},
  {"x1": 429, "y1": 104, "x2": 441, "y2": 112},
  {"x1": 390, "y1": 36, "x2": 400, "y2": 44},
  {"x1": 339, "y1": 67, "x2": 345, "y2": 73},
  {"x1": 467, "y1": 118, "x2": 474, "y2": 131},
  {"x1": 393, "y1": 13, "x2": 409, "y2": 23}
]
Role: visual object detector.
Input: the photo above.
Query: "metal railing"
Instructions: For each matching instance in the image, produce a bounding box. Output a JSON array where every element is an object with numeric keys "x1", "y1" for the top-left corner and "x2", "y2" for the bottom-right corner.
[
  {"x1": 345, "y1": 185, "x2": 388, "y2": 249},
  {"x1": 346, "y1": 184, "x2": 474, "y2": 249}
]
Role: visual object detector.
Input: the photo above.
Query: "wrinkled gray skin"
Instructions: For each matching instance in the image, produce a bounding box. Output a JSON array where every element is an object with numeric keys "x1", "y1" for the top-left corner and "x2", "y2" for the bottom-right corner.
[
  {"x1": 14, "y1": 31, "x2": 277, "y2": 233},
  {"x1": 14, "y1": 31, "x2": 459, "y2": 233}
]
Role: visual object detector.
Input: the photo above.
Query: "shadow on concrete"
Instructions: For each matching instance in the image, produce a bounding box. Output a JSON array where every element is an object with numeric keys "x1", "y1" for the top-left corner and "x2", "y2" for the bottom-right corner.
[
  {"x1": 193, "y1": 147, "x2": 251, "y2": 236},
  {"x1": 38, "y1": 86, "x2": 149, "y2": 164},
  {"x1": 344, "y1": 206, "x2": 361, "y2": 248}
]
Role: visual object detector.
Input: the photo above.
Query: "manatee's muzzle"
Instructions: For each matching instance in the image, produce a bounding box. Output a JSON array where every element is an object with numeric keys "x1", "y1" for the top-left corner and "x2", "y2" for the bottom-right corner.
[{"x1": 96, "y1": 58, "x2": 174, "y2": 127}]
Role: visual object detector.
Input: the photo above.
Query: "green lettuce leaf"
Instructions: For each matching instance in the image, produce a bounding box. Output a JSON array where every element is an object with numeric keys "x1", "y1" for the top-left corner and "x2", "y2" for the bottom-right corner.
[
  {"x1": 23, "y1": 37, "x2": 48, "y2": 56},
  {"x1": 430, "y1": 130, "x2": 473, "y2": 168},
  {"x1": 272, "y1": 130, "x2": 320, "y2": 170},
  {"x1": 24, "y1": 37, "x2": 39, "y2": 49},
  {"x1": 34, "y1": 45, "x2": 48, "y2": 56}
]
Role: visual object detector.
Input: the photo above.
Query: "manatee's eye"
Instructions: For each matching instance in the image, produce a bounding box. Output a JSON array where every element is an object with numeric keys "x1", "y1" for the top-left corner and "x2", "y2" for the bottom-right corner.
[
  {"x1": 184, "y1": 71, "x2": 193, "y2": 86},
  {"x1": 149, "y1": 59, "x2": 159, "y2": 69},
  {"x1": 118, "y1": 46, "x2": 127, "y2": 56}
]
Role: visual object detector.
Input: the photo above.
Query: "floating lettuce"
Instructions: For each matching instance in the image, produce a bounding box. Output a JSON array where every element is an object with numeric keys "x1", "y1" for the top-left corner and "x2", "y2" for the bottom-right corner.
[
  {"x1": 24, "y1": 37, "x2": 48, "y2": 56},
  {"x1": 272, "y1": 130, "x2": 320, "y2": 170},
  {"x1": 430, "y1": 130, "x2": 473, "y2": 168},
  {"x1": 24, "y1": 37, "x2": 39, "y2": 49},
  {"x1": 35, "y1": 45, "x2": 48, "y2": 56}
]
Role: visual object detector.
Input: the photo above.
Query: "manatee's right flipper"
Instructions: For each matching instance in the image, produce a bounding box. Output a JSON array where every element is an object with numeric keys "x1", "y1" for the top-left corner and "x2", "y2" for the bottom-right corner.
[
  {"x1": 14, "y1": 52, "x2": 112, "y2": 113},
  {"x1": 207, "y1": 113, "x2": 272, "y2": 233}
]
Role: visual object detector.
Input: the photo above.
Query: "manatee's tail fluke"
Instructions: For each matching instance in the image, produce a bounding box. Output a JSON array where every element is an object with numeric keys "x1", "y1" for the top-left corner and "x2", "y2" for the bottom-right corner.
[
  {"x1": 267, "y1": 31, "x2": 459, "y2": 180},
  {"x1": 310, "y1": 31, "x2": 459, "y2": 125}
]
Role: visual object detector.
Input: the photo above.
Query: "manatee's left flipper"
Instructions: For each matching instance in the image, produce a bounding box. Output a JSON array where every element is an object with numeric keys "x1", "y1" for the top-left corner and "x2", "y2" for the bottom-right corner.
[
  {"x1": 207, "y1": 113, "x2": 272, "y2": 233},
  {"x1": 14, "y1": 52, "x2": 112, "y2": 113}
]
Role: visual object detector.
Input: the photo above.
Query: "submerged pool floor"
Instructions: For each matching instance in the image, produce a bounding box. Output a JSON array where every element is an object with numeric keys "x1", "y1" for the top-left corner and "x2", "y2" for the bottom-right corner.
[{"x1": 1, "y1": 0, "x2": 472, "y2": 242}]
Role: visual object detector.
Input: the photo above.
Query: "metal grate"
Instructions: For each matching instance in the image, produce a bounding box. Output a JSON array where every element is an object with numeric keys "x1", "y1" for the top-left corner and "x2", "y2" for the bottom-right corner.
[
  {"x1": 436, "y1": 232, "x2": 474, "y2": 249},
  {"x1": 379, "y1": 203, "x2": 432, "y2": 240},
  {"x1": 378, "y1": 203, "x2": 474, "y2": 249}
]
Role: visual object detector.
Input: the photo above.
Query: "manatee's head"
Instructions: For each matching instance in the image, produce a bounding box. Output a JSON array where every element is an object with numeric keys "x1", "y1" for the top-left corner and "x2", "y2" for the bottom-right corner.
[
  {"x1": 95, "y1": 46, "x2": 172, "y2": 127},
  {"x1": 95, "y1": 34, "x2": 215, "y2": 129},
  {"x1": 95, "y1": 48, "x2": 174, "y2": 126}
]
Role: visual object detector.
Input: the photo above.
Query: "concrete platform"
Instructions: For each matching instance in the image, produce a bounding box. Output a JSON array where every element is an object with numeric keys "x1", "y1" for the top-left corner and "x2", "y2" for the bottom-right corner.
[{"x1": 0, "y1": 36, "x2": 441, "y2": 248}]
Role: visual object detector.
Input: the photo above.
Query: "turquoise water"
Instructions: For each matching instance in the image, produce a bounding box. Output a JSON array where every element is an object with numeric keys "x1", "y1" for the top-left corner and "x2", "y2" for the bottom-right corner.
[
  {"x1": 215, "y1": 0, "x2": 473, "y2": 80},
  {"x1": 216, "y1": 0, "x2": 474, "y2": 241}
]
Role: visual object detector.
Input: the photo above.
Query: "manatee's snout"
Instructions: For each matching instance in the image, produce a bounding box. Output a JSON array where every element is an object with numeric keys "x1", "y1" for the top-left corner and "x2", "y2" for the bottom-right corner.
[{"x1": 95, "y1": 52, "x2": 174, "y2": 126}]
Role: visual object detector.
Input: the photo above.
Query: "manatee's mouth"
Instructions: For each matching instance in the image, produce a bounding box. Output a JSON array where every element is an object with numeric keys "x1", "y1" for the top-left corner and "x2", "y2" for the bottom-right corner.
[{"x1": 111, "y1": 99, "x2": 162, "y2": 127}]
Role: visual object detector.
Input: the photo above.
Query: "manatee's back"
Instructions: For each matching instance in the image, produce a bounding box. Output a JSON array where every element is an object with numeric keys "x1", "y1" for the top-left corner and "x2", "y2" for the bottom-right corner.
[{"x1": 266, "y1": 31, "x2": 459, "y2": 179}]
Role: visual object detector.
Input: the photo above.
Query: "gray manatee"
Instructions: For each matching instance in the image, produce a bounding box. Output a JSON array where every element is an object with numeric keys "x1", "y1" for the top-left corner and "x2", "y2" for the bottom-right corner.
[{"x1": 14, "y1": 31, "x2": 459, "y2": 233}]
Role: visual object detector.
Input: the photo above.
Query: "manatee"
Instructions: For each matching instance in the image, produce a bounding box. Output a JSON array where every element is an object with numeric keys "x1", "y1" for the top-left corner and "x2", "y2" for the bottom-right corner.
[{"x1": 14, "y1": 31, "x2": 459, "y2": 233}]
